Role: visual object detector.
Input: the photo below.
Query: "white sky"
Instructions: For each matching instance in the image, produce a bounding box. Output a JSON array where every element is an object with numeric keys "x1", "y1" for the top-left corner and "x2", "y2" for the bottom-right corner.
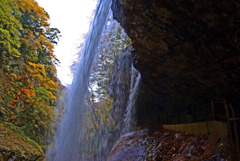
[{"x1": 36, "y1": 0, "x2": 97, "y2": 86}]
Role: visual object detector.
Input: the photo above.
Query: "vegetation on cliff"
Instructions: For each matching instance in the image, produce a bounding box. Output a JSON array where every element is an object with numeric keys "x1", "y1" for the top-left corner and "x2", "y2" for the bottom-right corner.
[
  {"x1": 0, "y1": 123, "x2": 43, "y2": 160},
  {"x1": 0, "y1": 0, "x2": 61, "y2": 159}
]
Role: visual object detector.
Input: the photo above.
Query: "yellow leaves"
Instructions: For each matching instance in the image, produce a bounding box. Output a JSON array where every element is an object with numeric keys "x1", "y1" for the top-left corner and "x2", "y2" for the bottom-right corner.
[
  {"x1": 35, "y1": 41, "x2": 42, "y2": 51},
  {"x1": 44, "y1": 39, "x2": 55, "y2": 59},
  {"x1": 45, "y1": 40, "x2": 54, "y2": 50},
  {"x1": 9, "y1": 73, "x2": 18, "y2": 80},
  {"x1": 38, "y1": 34, "x2": 46, "y2": 43},
  {"x1": 48, "y1": 92, "x2": 56, "y2": 101},
  {"x1": 44, "y1": 80, "x2": 56, "y2": 90},
  {"x1": 38, "y1": 34, "x2": 54, "y2": 55},
  {"x1": 27, "y1": 62, "x2": 47, "y2": 83},
  {"x1": 48, "y1": 80, "x2": 56, "y2": 87},
  {"x1": 26, "y1": 61, "x2": 59, "y2": 104},
  {"x1": 11, "y1": 48, "x2": 21, "y2": 58}
]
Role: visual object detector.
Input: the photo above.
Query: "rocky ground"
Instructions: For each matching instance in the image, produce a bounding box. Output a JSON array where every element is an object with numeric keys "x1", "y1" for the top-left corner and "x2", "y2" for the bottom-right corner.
[{"x1": 108, "y1": 128, "x2": 231, "y2": 161}]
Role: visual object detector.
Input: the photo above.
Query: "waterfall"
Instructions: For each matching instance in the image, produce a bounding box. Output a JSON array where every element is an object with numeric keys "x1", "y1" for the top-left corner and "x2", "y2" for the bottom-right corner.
[
  {"x1": 123, "y1": 65, "x2": 141, "y2": 133},
  {"x1": 49, "y1": 1, "x2": 111, "y2": 160},
  {"x1": 47, "y1": 0, "x2": 142, "y2": 160}
]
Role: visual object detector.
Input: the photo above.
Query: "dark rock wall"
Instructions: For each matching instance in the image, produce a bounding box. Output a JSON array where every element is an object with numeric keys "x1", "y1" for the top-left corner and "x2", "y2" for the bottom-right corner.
[{"x1": 112, "y1": 0, "x2": 240, "y2": 126}]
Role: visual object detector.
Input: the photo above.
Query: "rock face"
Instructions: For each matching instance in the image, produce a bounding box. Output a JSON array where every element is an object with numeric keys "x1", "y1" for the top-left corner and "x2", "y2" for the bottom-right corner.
[
  {"x1": 111, "y1": 0, "x2": 240, "y2": 126},
  {"x1": 107, "y1": 129, "x2": 229, "y2": 161},
  {"x1": 108, "y1": 51, "x2": 132, "y2": 127}
]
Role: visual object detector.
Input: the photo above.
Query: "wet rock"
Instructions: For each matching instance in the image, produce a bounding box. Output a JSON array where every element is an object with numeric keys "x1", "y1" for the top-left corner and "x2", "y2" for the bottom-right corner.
[
  {"x1": 107, "y1": 130, "x2": 148, "y2": 161},
  {"x1": 108, "y1": 129, "x2": 229, "y2": 161},
  {"x1": 108, "y1": 51, "x2": 132, "y2": 127}
]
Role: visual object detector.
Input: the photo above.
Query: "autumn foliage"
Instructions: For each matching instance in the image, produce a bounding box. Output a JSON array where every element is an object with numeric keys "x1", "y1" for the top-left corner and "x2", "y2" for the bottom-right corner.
[{"x1": 0, "y1": 0, "x2": 61, "y2": 158}]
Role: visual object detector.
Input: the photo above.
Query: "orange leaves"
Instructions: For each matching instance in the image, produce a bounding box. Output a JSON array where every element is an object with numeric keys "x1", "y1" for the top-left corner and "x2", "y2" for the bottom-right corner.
[
  {"x1": 10, "y1": 72, "x2": 34, "y2": 100},
  {"x1": 20, "y1": 86, "x2": 35, "y2": 98},
  {"x1": 20, "y1": 87, "x2": 28, "y2": 92},
  {"x1": 20, "y1": 72, "x2": 28, "y2": 81},
  {"x1": 20, "y1": 38, "x2": 28, "y2": 45},
  {"x1": 46, "y1": 106, "x2": 51, "y2": 111},
  {"x1": 19, "y1": 120, "x2": 25, "y2": 126},
  {"x1": 10, "y1": 115, "x2": 14, "y2": 120},
  {"x1": 12, "y1": 99, "x2": 18, "y2": 103}
]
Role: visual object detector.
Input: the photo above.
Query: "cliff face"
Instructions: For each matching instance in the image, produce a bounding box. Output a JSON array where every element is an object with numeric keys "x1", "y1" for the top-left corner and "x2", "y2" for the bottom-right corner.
[
  {"x1": 111, "y1": 0, "x2": 240, "y2": 126},
  {"x1": 108, "y1": 51, "x2": 132, "y2": 128}
]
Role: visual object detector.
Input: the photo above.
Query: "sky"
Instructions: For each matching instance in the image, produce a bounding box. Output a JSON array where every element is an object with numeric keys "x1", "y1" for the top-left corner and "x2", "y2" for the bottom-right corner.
[{"x1": 36, "y1": 0, "x2": 97, "y2": 86}]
